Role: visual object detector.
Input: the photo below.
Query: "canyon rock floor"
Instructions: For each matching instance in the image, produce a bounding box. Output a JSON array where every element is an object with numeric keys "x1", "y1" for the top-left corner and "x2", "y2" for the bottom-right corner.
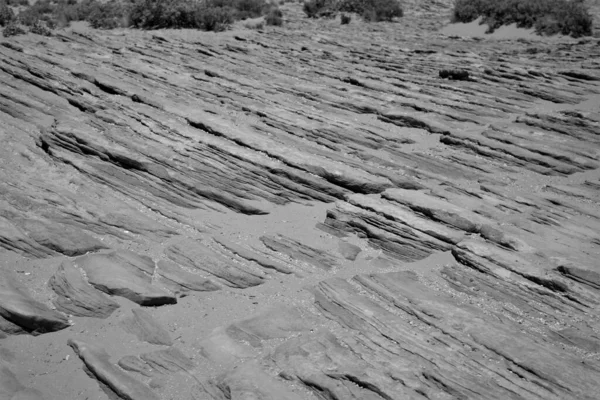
[{"x1": 1, "y1": 3, "x2": 600, "y2": 400}]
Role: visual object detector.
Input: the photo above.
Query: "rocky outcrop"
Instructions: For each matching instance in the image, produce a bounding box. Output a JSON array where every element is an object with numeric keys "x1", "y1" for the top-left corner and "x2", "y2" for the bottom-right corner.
[
  {"x1": 68, "y1": 339, "x2": 160, "y2": 400},
  {"x1": 76, "y1": 251, "x2": 177, "y2": 306},
  {"x1": 165, "y1": 239, "x2": 265, "y2": 288},
  {"x1": 0, "y1": 272, "x2": 69, "y2": 335},
  {"x1": 260, "y1": 235, "x2": 339, "y2": 271},
  {"x1": 0, "y1": 2, "x2": 600, "y2": 399},
  {"x1": 49, "y1": 260, "x2": 120, "y2": 318},
  {"x1": 212, "y1": 235, "x2": 294, "y2": 275},
  {"x1": 119, "y1": 347, "x2": 195, "y2": 377}
]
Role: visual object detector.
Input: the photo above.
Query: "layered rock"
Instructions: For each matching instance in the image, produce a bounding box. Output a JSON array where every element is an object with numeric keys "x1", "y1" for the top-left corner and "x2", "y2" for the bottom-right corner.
[{"x1": 0, "y1": 2, "x2": 599, "y2": 399}]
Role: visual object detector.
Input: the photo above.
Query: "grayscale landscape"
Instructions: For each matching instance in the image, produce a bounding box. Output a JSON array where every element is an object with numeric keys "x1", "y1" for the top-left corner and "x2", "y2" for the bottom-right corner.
[{"x1": 1, "y1": 0, "x2": 600, "y2": 399}]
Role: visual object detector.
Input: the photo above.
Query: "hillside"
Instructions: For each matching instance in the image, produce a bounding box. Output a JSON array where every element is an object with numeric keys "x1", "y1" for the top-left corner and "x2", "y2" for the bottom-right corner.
[{"x1": 1, "y1": 2, "x2": 600, "y2": 400}]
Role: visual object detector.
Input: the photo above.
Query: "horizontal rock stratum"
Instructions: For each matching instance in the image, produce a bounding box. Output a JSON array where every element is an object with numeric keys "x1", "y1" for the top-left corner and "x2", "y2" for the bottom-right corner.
[{"x1": 1, "y1": 2, "x2": 600, "y2": 400}]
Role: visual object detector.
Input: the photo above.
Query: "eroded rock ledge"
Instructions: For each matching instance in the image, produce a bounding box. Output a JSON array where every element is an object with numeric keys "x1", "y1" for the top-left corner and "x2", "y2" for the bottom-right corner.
[{"x1": 1, "y1": 2, "x2": 600, "y2": 399}]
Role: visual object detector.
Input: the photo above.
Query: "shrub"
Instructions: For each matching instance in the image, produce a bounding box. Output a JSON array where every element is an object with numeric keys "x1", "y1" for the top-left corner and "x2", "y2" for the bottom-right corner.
[
  {"x1": 16, "y1": 0, "x2": 53, "y2": 25},
  {"x1": 265, "y1": 7, "x2": 282, "y2": 25},
  {"x1": 452, "y1": 0, "x2": 593, "y2": 38},
  {"x1": 340, "y1": 12, "x2": 351, "y2": 24},
  {"x1": 3, "y1": 20, "x2": 25, "y2": 36},
  {"x1": 128, "y1": 0, "x2": 266, "y2": 31},
  {"x1": 129, "y1": 0, "x2": 193, "y2": 29},
  {"x1": 358, "y1": 0, "x2": 403, "y2": 21},
  {"x1": 303, "y1": 0, "x2": 334, "y2": 18},
  {"x1": 10, "y1": 0, "x2": 270, "y2": 32},
  {"x1": 7, "y1": 0, "x2": 29, "y2": 6},
  {"x1": 303, "y1": 0, "x2": 402, "y2": 21},
  {"x1": 87, "y1": 1, "x2": 131, "y2": 29},
  {"x1": 0, "y1": 1, "x2": 15, "y2": 27},
  {"x1": 199, "y1": 6, "x2": 235, "y2": 31},
  {"x1": 30, "y1": 18, "x2": 52, "y2": 35},
  {"x1": 210, "y1": 0, "x2": 265, "y2": 19}
]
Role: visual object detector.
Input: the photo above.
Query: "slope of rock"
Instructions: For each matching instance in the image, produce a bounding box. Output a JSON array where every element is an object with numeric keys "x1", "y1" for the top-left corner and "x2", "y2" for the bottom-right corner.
[{"x1": 0, "y1": 3, "x2": 599, "y2": 400}]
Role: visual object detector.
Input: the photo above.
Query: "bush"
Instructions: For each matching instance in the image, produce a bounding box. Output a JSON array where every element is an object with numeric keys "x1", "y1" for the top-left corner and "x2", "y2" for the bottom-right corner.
[
  {"x1": 129, "y1": 0, "x2": 193, "y2": 29},
  {"x1": 341, "y1": 12, "x2": 351, "y2": 24},
  {"x1": 0, "y1": 1, "x2": 15, "y2": 27},
  {"x1": 303, "y1": 0, "x2": 334, "y2": 18},
  {"x1": 7, "y1": 0, "x2": 28, "y2": 6},
  {"x1": 9, "y1": 0, "x2": 271, "y2": 32},
  {"x1": 210, "y1": 0, "x2": 265, "y2": 19},
  {"x1": 2, "y1": 20, "x2": 25, "y2": 36},
  {"x1": 30, "y1": 18, "x2": 52, "y2": 35},
  {"x1": 199, "y1": 6, "x2": 234, "y2": 31},
  {"x1": 358, "y1": 0, "x2": 402, "y2": 21},
  {"x1": 16, "y1": 0, "x2": 53, "y2": 26},
  {"x1": 452, "y1": 0, "x2": 593, "y2": 37},
  {"x1": 265, "y1": 7, "x2": 282, "y2": 25},
  {"x1": 87, "y1": 1, "x2": 131, "y2": 29},
  {"x1": 128, "y1": 0, "x2": 267, "y2": 31},
  {"x1": 303, "y1": 0, "x2": 402, "y2": 21}
]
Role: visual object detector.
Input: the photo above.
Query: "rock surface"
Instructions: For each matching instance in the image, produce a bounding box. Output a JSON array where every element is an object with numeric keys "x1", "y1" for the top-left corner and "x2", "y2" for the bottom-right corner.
[
  {"x1": 68, "y1": 339, "x2": 160, "y2": 400},
  {"x1": 0, "y1": 2, "x2": 600, "y2": 399},
  {"x1": 76, "y1": 251, "x2": 177, "y2": 306},
  {"x1": 49, "y1": 260, "x2": 120, "y2": 318},
  {"x1": 0, "y1": 272, "x2": 69, "y2": 334}
]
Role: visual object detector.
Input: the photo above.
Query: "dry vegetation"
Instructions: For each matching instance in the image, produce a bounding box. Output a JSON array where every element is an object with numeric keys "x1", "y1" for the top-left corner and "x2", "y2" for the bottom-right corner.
[
  {"x1": 303, "y1": 0, "x2": 403, "y2": 21},
  {"x1": 0, "y1": 0, "x2": 283, "y2": 33},
  {"x1": 452, "y1": 0, "x2": 594, "y2": 37},
  {"x1": 0, "y1": 0, "x2": 595, "y2": 36}
]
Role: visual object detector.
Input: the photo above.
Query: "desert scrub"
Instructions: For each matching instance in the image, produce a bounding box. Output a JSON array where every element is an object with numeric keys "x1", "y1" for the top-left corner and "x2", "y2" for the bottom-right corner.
[
  {"x1": 452, "y1": 0, "x2": 593, "y2": 37},
  {"x1": 129, "y1": 0, "x2": 270, "y2": 31},
  {"x1": 265, "y1": 7, "x2": 283, "y2": 25},
  {"x1": 2, "y1": 20, "x2": 25, "y2": 36},
  {"x1": 303, "y1": 0, "x2": 403, "y2": 21},
  {"x1": 30, "y1": 18, "x2": 52, "y2": 34},
  {"x1": 340, "y1": 12, "x2": 351, "y2": 24},
  {"x1": 6, "y1": 0, "x2": 28, "y2": 6},
  {"x1": 303, "y1": 0, "x2": 332, "y2": 18},
  {"x1": 0, "y1": 1, "x2": 15, "y2": 26}
]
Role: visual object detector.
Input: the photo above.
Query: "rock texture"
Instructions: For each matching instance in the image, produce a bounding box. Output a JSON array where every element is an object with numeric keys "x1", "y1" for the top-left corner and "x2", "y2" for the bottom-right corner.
[
  {"x1": 76, "y1": 251, "x2": 177, "y2": 306},
  {"x1": 0, "y1": 272, "x2": 69, "y2": 334},
  {"x1": 68, "y1": 339, "x2": 160, "y2": 400},
  {"x1": 1, "y1": 2, "x2": 600, "y2": 399}
]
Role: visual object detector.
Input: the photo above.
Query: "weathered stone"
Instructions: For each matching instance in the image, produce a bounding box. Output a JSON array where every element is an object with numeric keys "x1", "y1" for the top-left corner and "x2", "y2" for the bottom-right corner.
[
  {"x1": 165, "y1": 239, "x2": 264, "y2": 289},
  {"x1": 195, "y1": 362, "x2": 305, "y2": 400},
  {"x1": 68, "y1": 339, "x2": 160, "y2": 400},
  {"x1": 76, "y1": 251, "x2": 176, "y2": 306},
  {"x1": 15, "y1": 218, "x2": 107, "y2": 257},
  {"x1": 49, "y1": 260, "x2": 120, "y2": 318},
  {"x1": 338, "y1": 241, "x2": 361, "y2": 261},
  {"x1": 1, "y1": 5, "x2": 600, "y2": 399},
  {"x1": 260, "y1": 235, "x2": 338, "y2": 270},
  {"x1": 121, "y1": 308, "x2": 172, "y2": 346},
  {"x1": 0, "y1": 272, "x2": 69, "y2": 334},
  {"x1": 213, "y1": 235, "x2": 294, "y2": 274},
  {"x1": 139, "y1": 347, "x2": 195, "y2": 374},
  {"x1": 155, "y1": 260, "x2": 221, "y2": 293}
]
